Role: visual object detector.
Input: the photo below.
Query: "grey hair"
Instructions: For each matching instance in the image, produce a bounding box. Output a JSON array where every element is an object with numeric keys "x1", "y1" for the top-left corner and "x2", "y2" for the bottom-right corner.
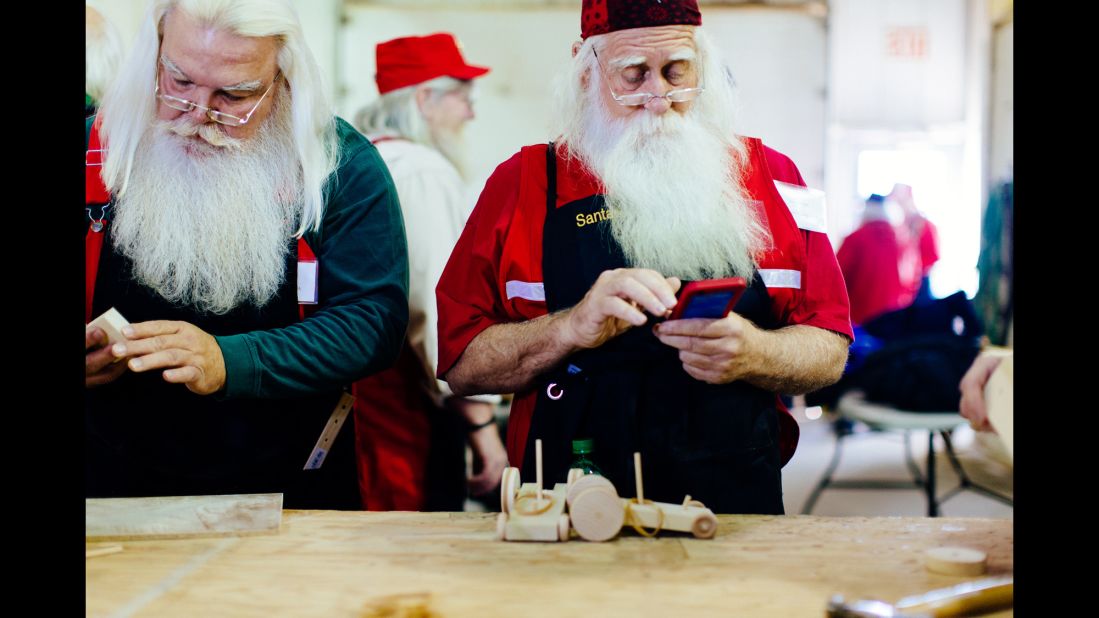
[{"x1": 353, "y1": 76, "x2": 466, "y2": 146}]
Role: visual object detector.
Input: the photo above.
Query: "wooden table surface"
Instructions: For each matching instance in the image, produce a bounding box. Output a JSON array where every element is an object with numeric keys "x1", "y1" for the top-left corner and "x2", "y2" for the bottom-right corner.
[{"x1": 86, "y1": 511, "x2": 1013, "y2": 617}]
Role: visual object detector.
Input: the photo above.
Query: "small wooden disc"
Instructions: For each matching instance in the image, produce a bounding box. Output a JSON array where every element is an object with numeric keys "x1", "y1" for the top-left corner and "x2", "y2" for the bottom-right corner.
[
  {"x1": 558, "y1": 514, "x2": 571, "y2": 542},
  {"x1": 566, "y1": 474, "x2": 617, "y2": 507},
  {"x1": 500, "y1": 467, "x2": 520, "y2": 514},
  {"x1": 691, "y1": 512, "x2": 718, "y2": 539},
  {"x1": 495, "y1": 512, "x2": 507, "y2": 541},
  {"x1": 570, "y1": 487, "x2": 625, "y2": 542},
  {"x1": 925, "y1": 546, "x2": 988, "y2": 576}
]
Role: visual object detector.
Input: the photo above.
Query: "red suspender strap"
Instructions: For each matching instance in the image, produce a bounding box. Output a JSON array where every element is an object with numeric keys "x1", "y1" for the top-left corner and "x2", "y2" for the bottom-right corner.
[
  {"x1": 297, "y1": 236, "x2": 317, "y2": 321},
  {"x1": 86, "y1": 120, "x2": 110, "y2": 323},
  {"x1": 86, "y1": 228, "x2": 105, "y2": 324}
]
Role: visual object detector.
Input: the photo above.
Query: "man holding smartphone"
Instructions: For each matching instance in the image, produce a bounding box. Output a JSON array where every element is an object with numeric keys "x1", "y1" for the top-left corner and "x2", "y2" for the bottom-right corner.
[{"x1": 435, "y1": 0, "x2": 852, "y2": 513}]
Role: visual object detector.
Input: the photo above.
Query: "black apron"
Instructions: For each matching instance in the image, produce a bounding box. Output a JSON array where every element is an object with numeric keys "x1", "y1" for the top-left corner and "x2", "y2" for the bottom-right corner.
[
  {"x1": 85, "y1": 223, "x2": 360, "y2": 510},
  {"x1": 520, "y1": 143, "x2": 785, "y2": 514}
]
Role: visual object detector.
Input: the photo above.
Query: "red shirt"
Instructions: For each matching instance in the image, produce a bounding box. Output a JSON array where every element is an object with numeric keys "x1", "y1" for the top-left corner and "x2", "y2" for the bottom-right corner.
[
  {"x1": 837, "y1": 220, "x2": 917, "y2": 325},
  {"x1": 437, "y1": 138, "x2": 853, "y2": 467}
]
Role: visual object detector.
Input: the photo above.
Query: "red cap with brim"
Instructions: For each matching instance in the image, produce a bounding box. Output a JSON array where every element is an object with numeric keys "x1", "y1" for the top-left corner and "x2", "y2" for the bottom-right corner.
[
  {"x1": 581, "y1": 0, "x2": 702, "y2": 40},
  {"x1": 375, "y1": 32, "x2": 490, "y2": 95}
]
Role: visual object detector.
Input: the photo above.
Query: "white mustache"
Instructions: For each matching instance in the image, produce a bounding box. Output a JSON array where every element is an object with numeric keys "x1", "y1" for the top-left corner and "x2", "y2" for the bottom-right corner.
[{"x1": 165, "y1": 117, "x2": 244, "y2": 150}]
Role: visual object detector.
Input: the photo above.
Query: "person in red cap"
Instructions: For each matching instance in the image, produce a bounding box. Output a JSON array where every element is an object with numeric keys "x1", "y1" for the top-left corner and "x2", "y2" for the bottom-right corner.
[
  {"x1": 435, "y1": 0, "x2": 853, "y2": 514},
  {"x1": 351, "y1": 33, "x2": 506, "y2": 511}
]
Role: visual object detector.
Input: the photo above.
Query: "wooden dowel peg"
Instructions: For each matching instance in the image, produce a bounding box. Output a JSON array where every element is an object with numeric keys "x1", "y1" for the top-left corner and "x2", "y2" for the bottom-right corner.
[{"x1": 536, "y1": 439, "x2": 544, "y2": 503}]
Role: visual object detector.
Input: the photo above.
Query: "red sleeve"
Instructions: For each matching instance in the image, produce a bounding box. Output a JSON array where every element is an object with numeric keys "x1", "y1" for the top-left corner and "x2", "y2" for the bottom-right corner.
[
  {"x1": 792, "y1": 226, "x2": 854, "y2": 341},
  {"x1": 435, "y1": 153, "x2": 523, "y2": 378},
  {"x1": 836, "y1": 225, "x2": 907, "y2": 325},
  {"x1": 762, "y1": 143, "x2": 853, "y2": 340}
]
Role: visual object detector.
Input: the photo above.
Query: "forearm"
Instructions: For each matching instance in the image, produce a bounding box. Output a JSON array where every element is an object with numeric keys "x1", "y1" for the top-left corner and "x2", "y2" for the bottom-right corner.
[
  {"x1": 743, "y1": 324, "x2": 849, "y2": 395},
  {"x1": 218, "y1": 294, "x2": 408, "y2": 398},
  {"x1": 445, "y1": 310, "x2": 578, "y2": 396},
  {"x1": 446, "y1": 396, "x2": 496, "y2": 427}
]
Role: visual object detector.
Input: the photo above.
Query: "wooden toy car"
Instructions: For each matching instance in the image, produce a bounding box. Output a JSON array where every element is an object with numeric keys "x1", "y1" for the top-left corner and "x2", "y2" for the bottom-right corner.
[{"x1": 496, "y1": 440, "x2": 570, "y2": 542}]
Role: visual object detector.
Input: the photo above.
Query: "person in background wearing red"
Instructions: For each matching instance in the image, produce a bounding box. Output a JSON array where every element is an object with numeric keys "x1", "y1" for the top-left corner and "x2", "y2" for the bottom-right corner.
[
  {"x1": 889, "y1": 182, "x2": 940, "y2": 303},
  {"x1": 836, "y1": 194, "x2": 916, "y2": 325}
]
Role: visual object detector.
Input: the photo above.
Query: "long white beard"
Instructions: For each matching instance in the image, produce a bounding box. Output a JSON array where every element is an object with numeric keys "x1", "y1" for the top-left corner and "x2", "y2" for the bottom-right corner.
[
  {"x1": 572, "y1": 89, "x2": 768, "y2": 281},
  {"x1": 110, "y1": 95, "x2": 304, "y2": 315}
]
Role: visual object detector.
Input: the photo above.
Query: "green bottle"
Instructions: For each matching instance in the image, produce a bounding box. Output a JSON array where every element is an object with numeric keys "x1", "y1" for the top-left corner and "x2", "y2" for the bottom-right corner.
[{"x1": 570, "y1": 439, "x2": 604, "y2": 477}]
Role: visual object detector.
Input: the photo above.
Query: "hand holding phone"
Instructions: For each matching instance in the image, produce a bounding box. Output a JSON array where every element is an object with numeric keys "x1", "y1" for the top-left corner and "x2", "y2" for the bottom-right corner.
[{"x1": 666, "y1": 277, "x2": 748, "y2": 320}]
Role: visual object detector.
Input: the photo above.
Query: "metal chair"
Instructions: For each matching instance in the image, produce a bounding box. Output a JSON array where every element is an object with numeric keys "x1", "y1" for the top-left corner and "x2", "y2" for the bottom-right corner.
[{"x1": 800, "y1": 390, "x2": 1014, "y2": 517}]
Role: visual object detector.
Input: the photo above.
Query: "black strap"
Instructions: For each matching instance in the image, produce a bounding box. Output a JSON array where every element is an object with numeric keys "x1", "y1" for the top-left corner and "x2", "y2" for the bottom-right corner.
[{"x1": 545, "y1": 141, "x2": 557, "y2": 216}]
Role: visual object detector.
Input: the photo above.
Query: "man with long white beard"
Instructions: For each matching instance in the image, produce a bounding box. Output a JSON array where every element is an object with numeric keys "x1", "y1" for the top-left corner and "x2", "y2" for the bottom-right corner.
[
  {"x1": 436, "y1": 0, "x2": 852, "y2": 514},
  {"x1": 84, "y1": 0, "x2": 409, "y2": 510},
  {"x1": 350, "y1": 33, "x2": 507, "y2": 511}
]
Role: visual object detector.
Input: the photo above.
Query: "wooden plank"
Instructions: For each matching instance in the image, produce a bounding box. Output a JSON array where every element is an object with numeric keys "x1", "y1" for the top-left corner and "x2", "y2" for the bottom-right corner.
[
  {"x1": 86, "y1": 493, "x2": 283, "y2": 541},
  {"x1": 86, "y1": 512, "x2": 1013, "y2": 617}
]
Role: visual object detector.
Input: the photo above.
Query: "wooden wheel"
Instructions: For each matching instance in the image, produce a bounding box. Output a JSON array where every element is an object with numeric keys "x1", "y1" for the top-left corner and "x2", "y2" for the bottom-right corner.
[
  {"x1": 569, "y1": 487, "x2": 625, "y2": 542},
  {"x1": 566, "y1": 474, "x2": 617, "y2": 508},
  {"x1": 558, "y1": 514, "x2": 571, "y2": 542},
  {"x1": 495, "y1": 512, "x2": 508, "y2": 541},
  {"x1": 499, "y1": 467, "x2": 520, "y2": 514},
  {"x1": 691, "y1": 512, "x2": 718, "y2": 539}
]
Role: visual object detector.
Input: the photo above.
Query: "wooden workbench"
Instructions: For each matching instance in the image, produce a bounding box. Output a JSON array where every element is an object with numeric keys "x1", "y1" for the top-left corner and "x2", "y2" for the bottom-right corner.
[{"x1": 86, "y1": 511, "x2": 1013, "y2": 617}]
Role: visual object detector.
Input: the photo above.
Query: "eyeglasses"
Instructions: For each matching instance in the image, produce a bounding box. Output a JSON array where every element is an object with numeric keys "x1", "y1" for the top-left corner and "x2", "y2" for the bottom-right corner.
[
  {"x1": 593, "y1": 48, "x2": 704, "y2": 107},
  {"x1": 156, "y1": 69, "x2": 281, "y2": 126}
]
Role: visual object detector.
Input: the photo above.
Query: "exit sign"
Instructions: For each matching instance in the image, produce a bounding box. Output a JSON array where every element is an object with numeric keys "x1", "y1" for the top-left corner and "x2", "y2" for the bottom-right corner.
[{"x1": 886, "y1": 26, "x2": 929, "y2": 59}]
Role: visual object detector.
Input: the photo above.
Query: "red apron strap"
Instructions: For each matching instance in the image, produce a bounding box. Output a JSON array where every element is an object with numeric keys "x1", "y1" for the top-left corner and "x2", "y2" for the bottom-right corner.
[
  {"x1": 86, "y1": 228, "x2": 105, "y2": 323},
  {"x1": 86, "y1": 119, "x2": 110, "y2": 323}
]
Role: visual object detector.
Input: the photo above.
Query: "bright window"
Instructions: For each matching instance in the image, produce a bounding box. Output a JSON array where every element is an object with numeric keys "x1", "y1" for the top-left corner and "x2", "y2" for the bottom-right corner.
[{"x1": 856, "y1": 147, "x2": 979, "y2": 298}]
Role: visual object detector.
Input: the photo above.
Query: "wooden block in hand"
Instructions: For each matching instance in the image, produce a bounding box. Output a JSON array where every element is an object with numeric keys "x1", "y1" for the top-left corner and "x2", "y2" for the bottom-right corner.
[
  {"x1": 87, "y1": 307, "x2": 130, "y2": 347},
  {"x1": 984, "y1": 354, "x2": 1013, "y2": 461}
]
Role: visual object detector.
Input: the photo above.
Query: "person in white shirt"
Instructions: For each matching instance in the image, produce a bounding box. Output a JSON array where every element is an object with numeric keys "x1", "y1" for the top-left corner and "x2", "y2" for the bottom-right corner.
[{"x1": 351, "y1": 33, "x2": 507, "y2": 510}]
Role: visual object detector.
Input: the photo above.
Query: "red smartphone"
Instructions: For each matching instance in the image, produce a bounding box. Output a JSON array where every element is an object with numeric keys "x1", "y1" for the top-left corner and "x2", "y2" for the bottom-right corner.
[{"x1": 666, "y1": 277, "x2": 748, "y2": 320}]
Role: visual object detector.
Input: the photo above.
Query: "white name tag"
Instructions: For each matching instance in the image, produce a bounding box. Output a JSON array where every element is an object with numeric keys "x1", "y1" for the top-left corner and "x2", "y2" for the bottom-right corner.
[
  {"x1": 774, "y1": 181, "x2": 828, "y2": 234},
  {"x1": 505, "y1": 280, "x2": 545, "y2": 302},
  {"x1": 297, "y1": 260, "x2": 318, "y2": 304}
]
